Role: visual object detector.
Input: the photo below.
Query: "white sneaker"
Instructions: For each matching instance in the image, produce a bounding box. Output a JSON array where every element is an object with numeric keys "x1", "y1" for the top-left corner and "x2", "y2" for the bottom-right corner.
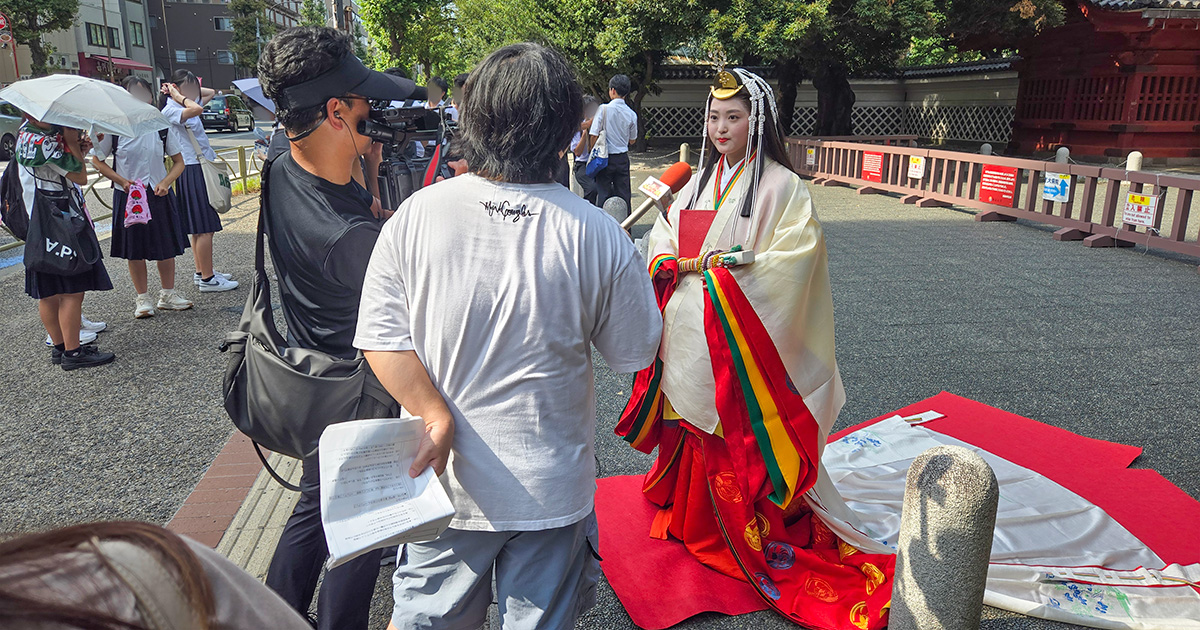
[
  {"x1": 194, "y1": 271, "x2": 234, "y2": 286},
  {"x1": 157, "y1": 289, "x2": 195, "y2": 311},
  {"x1": 134, "y1": 293, "x2": 156, "y2": 319},
  {"x1": 197, "y1": 274, "x2": 240, "y2": 292},
  {"x1": 81, "y1": 316, "x2": 107, "y2": 333},
  {"x1": 44, "y1": 329, "x2": 98, "y2": 347}
]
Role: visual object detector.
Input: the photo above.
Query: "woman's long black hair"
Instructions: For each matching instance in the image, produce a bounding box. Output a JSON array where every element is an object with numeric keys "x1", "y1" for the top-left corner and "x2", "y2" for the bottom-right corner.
[
  {"x1": 694, "y1": 88, "x2": 797, "y2": 218},
  {"x1": 700, "y1": 89, "x2": 796, "y2": 175}
]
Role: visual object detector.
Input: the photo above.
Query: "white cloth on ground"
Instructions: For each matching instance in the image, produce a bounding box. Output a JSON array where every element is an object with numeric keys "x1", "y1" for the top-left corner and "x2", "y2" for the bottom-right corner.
[{"x1": 814, "y1": 417, "x2": 1200, "y2": 630}]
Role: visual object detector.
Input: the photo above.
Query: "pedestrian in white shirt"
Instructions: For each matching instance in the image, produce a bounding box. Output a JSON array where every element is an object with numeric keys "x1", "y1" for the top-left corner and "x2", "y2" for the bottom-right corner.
[
  {"x1": 90, "y1": 76, "x2": 194, "y2": 319},
  {"x1": 571, "y1": 95, "x2": 601, "y2": 204},
  {"x1": 589, "y1": 74, "x2": 639, "y2": 209},
  {"x1": 160, "y1": 70, "x2": 238, "y2": 293},
  {"x1": 355, "y1": 42, "x2": 662, "y2": 630}
]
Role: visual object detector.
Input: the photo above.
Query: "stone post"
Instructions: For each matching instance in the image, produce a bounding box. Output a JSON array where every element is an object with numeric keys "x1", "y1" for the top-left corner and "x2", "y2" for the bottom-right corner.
[
  {"x1": 980, "y1": 143, "x2": 993, "y2": 156},
  {"x1": 1055, "y1": 147, "x2": 1070, "y2": 164},
  {"x1": 680, "y1": 142, "x2": 691, "y2": 164},
  {"x1": 1126, "y1": 150, "x2": 1143, "y2": 172},
  {"x1": 603, "y1": 196, "x2": 630, "y2": 224},
  {"x1": 889, "y1": 445, "x2": 999, "y2": 630}
]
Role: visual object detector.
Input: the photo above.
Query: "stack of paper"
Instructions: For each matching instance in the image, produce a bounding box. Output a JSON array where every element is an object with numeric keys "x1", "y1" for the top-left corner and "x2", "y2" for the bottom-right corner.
[{"x1": 319, "y1": 416, "x2": 455, "y2": 569}]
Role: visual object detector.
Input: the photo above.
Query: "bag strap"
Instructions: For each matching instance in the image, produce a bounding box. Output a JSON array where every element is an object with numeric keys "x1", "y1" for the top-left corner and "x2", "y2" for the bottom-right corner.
[
  {"x1": 182, "y1": 122, "x2": 211, "y2": 165},
  {"x1": 252, "y1": 441, "x2": 301, "y2": 492},
  {"x1": 256, "y1": 155, "x2": 277, "y2": 275},
  {"x1": 89, "y1": 539, "x2": 199, "y2": 630}
]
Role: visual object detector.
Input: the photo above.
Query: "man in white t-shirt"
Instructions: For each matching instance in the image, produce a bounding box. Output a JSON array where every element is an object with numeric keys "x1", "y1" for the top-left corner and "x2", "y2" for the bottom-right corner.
[{"x1": 355, "y1": 43, "x2": 662, "y2": 630}]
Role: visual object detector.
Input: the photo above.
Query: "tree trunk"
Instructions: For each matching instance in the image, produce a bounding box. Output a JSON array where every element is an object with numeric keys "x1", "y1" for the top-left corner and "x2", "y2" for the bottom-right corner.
[
  {"x1": 633, "y1": 50, "x2": 654, "y2": 153},
  {"x1": 26, "y1": 39, "x2": 48, "y2": 78},
  {"x1": 813, "y1": 64, "x2": 855, "y2": 137},
  {"x1": 775, "y1": 59, "x2": 802, "y2": 137}
]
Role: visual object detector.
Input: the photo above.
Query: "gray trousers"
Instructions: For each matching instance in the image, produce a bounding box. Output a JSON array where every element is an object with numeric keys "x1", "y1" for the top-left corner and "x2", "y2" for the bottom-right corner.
[{"x1": 391, "y1": 512, "x2": 600, "y2": 630}]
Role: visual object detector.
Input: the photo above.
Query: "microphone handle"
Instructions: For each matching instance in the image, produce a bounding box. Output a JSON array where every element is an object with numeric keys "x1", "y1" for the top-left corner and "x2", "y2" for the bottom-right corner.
[{"x1": 621, "y1": 196, "x2": 660, "y2": 231}]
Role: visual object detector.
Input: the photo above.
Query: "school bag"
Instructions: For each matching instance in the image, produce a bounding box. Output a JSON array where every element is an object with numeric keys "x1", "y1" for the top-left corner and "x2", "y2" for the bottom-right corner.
[
  {"x1": 182, "y1": 125, "x2": 233, "y2": 214},
  {"x1": 23, "y1": 173, "x2": 102, "y2": 276},
  {"x1": 586, "y1": 130, "x2": 609, "y2": 179},
  {"x1": 0, "y1": 159, "x2": 29, "y2": 241},
  {"x1": 585, "y1": 104, "x2": 611, "y2": 178}
]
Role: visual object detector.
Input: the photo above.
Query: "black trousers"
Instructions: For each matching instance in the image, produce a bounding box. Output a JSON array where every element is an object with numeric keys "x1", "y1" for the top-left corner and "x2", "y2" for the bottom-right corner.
[
  {"x1": 594, "y1": 152, "x2": 632, "y2": 210},
  {"x1": 573, "y1": 161, "x2": 598, "y2": 206},
  {"x1": 265, "y1": 453, "x2": 383, "y2": 630},
  {"x1": 555, "y1": 155, "x2": 571, "y2": 189}
]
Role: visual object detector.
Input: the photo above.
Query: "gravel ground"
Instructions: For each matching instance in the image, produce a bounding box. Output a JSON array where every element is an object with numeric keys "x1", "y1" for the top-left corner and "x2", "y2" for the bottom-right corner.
[
  {"x1": 0, "y1": 195, "x2": 262, "y2": 533},
  {"x1": 1, "y1": 155, "x2": 1196, "y2": 629}
]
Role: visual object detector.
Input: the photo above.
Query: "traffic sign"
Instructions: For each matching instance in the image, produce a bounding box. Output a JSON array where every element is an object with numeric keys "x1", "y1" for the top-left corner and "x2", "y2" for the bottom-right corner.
[
  {"x1": 1122, "y1": 192, "x2": 1159, "y2": 227},
  {"x1": 0, "y1": 13, "x2": 8, "y2": 31},
  {"x1": 0, "y1": 34, "x2": 11, "y2": 44}
]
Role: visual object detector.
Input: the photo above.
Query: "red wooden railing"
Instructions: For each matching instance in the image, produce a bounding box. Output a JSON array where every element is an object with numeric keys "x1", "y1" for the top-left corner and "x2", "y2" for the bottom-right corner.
[
  {"x1": 792, "y1": 135, "x2": 917, "y2": 147},
  {"x1": 786, "y1": 137, "x2": 1200, "y2": 270}
]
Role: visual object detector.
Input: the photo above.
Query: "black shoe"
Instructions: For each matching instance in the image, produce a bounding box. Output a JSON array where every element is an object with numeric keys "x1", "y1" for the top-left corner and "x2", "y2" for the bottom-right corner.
[
  {"x1": 51, "y1": 347, "x2": 63, "y2": 365},
  {"x1": 61, "y1": 346, "x2": 116, "y2": 371}
]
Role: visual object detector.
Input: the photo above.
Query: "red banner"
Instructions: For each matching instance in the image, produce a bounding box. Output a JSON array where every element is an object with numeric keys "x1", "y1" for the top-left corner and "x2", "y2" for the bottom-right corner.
[
  {"x1": 861, "y1": 151, "x2": 883, "y2": 183},
  {"x1": 980, "y1": 165, "x2": 1018, "y2": 207}
]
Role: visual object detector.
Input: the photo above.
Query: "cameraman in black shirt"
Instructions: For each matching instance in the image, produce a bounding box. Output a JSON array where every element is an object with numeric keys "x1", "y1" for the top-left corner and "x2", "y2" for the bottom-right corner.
[{"x1": 256, "y1": 27, "x2": 421, "y2": 630}]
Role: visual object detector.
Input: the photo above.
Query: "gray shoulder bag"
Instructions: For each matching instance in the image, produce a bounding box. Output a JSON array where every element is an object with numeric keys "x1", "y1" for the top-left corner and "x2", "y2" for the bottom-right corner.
[{"x1": 219, "y1": 157, "x2": 399, "y2": 489}]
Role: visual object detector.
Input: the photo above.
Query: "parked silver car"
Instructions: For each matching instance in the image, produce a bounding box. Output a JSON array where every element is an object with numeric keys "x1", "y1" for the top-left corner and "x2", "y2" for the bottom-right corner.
[{"x1": 0, "y1": 100, "x2": 23, "y2": 160}]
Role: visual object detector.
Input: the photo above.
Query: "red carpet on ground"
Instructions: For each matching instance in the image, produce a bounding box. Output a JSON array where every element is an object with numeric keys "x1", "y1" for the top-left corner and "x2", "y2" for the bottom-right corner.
[{"x1": 595, "y1": 391, "x2": 1200, "y2": 629}]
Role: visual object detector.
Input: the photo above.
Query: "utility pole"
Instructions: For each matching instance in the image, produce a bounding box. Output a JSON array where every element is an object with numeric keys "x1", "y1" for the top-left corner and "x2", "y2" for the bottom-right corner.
[
  {"x1": 99, "y1": 0, "x2": 117, "y2": 81},
  {"x1": 160, "y1": 0, "x2": 173, "y2": 76},
  {"x1": 256, "y1": 16, "x2": 261, "y2": 60}
]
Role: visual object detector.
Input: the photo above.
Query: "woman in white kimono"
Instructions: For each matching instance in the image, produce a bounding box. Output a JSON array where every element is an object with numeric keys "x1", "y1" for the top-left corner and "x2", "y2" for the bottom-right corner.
[{"x1": 616, "y1": 68, "x2": 894, "y2": 630}]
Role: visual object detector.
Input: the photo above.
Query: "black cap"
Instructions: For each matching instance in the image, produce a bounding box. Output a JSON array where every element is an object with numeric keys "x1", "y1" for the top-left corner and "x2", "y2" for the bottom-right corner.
[{"x1": 275, "y1": 53, "x2": 424, "y2": 110}]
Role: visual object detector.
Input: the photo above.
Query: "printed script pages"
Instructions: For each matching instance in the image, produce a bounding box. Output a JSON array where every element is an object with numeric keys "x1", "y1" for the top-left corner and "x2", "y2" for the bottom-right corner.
[{"x1": 319, "y1": 416, "x2": 455, "y2": 568}]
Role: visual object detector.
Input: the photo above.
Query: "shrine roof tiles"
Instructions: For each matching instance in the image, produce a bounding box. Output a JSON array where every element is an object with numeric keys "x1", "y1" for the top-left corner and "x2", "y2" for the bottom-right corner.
[{"x1": 1089, "y1": 0, "x2": 1200, "y2": 9}]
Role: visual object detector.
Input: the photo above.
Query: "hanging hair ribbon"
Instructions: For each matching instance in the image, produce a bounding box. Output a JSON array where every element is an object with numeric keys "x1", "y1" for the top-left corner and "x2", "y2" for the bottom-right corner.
[{"x1": 689, "y1": 68, "x2": 781, "y2": 220}]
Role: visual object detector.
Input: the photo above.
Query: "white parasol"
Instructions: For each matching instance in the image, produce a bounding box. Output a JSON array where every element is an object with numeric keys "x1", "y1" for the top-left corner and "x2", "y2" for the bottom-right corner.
[
  {"x1": 0, "y1": 74, "x2": 170, "y2": 138},
  {"x1": 233, "y1": 77, "x2": 275, "y2": 114}
]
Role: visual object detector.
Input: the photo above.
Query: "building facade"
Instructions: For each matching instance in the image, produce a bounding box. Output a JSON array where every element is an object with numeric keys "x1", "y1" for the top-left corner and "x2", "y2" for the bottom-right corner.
[
  {"x1": 1010, "y1": 0, "x2": 1200, "y2": 161},
  {"x1": 0, "y1": 0, "x2": 154, "y2": 84},
  {"x1": 148, "y1": 0, "x2": 301, "y2": 90},
  {"x1": 642, "y1": 60, "x2": 1021, "y2": 148}
]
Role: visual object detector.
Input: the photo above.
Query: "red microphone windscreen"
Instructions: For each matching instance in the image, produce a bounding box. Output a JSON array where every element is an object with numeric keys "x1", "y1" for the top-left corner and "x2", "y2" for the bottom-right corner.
[{"x1": 660, "y1": 161, "x2": 692, "y2": 193}]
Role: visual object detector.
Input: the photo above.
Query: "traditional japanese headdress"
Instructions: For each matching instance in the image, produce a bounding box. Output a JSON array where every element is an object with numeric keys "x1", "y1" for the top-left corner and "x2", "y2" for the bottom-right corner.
[{"x1": 688, "y1": 51, "x2": 781, "y2": 220}]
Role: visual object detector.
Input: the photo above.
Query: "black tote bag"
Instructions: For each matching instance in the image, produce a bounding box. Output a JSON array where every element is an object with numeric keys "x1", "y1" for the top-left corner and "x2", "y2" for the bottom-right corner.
[
  {"x1": 219, "y1": 158, "x2": 399, "y2": 484},
  {"x1": 22, "y1": 177, "x2": 102, "y2": 276}
]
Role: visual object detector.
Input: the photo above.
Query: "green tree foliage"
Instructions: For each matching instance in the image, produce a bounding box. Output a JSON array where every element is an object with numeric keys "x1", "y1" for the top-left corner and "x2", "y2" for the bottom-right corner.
[
  {"x1": 595, "y1": 0, "x2": 707, "y2": 147},
  {"x1": 707, "y1": 0, "x2": 1064, "y2": 136},
  {"x1": 0, "y1": 0, "x2": 79, "y2": 77},
  {"x1": 352, "y1": 20, "x2": 370, "y2": 64},
  {"x1": 300, "y1": 0, "x2": 327, "y2": 28},
  {"x1": 937, "y1": 0, "x2": 1064, "y2": 53},
  {"x1": 229, "y1": 0, "x2": 275, "y2": 73},
  {"x1": 358, "y1": 0, "x2": 454, "y2": 82},
  {"x1": 454, "y1": 0, "x2": 706, "y2": 148},
  {"x1": 454, "y1": 0, "x2": 605, "y2": 89},
  {"x1": 708, "y1": 0, "x2": 936, "y2": 136}
]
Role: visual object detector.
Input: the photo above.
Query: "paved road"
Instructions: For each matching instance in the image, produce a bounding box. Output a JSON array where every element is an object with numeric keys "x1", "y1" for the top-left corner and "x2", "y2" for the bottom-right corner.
[{"x1": 0, "y1": 158, "x2": 1196, "y2": 628}]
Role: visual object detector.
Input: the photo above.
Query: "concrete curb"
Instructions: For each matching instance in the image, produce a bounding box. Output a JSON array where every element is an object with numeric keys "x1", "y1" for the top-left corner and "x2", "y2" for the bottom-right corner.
[{"x1": 164, "y1": 430, "x2": 303, "y2": 578}]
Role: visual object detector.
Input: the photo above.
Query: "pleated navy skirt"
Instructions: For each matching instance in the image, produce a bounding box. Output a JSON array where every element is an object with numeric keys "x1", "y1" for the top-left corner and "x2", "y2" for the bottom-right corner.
[
  {"x1": 175, "y1": 163, "x2": 224, "y2": 235},
  {"x1": 111, "y1": 188, "x2": 189, "y2": 261},
  {"x1": 25, "y1": 253, "x2": 113, "y2": 299}
]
